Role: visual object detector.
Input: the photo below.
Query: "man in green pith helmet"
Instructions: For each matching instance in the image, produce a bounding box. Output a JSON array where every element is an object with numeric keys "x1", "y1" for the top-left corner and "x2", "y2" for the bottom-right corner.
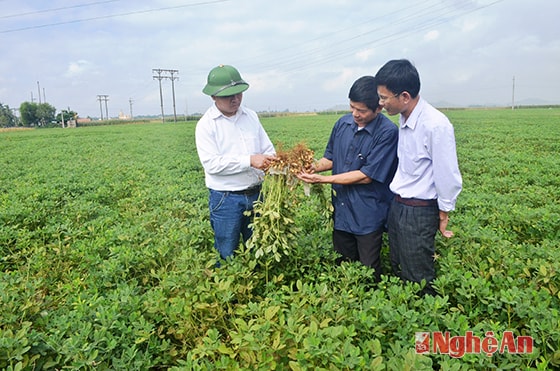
[{"x1": 195, "y1": 64, "x2": 276, "y2": 265}]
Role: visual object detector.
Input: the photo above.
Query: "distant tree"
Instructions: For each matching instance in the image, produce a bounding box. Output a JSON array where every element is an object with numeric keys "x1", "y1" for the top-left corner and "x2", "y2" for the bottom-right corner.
[
  {"x1": 0, "y1": 103, "x2": 17, "y2": 127},
  {"x1": 56, "y1": 109, "x2": 78, "y2": 125},
  {"x1": 19, "y1": 102, "x2": 37, "y2": 127},
  {"x1": 19, "y1": 102, "x2": 56, "y2": 127},
  {"x1": 37, "y1": 103, "x2": 56, "y2": 126}
]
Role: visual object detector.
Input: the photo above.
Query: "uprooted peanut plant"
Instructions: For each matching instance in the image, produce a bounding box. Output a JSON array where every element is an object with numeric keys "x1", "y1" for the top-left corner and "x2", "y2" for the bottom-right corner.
[{"x1": 246, "y1": 142, "x2": 325, "y2": 263}]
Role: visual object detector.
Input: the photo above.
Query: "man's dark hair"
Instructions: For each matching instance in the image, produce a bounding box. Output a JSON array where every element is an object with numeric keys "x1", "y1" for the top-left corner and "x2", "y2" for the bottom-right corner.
[
  {"x1": 375, "y1": 59, "x2": 421, "y2": 98},
  {"x1": 348, "y1": 76, "x2": 380, "y2": 111}
]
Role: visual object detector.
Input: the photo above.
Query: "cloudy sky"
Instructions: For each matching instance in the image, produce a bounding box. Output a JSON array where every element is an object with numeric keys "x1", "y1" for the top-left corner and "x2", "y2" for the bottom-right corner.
[{"x1": 1, "y1": 0, "x2": 559, "y2": 118}]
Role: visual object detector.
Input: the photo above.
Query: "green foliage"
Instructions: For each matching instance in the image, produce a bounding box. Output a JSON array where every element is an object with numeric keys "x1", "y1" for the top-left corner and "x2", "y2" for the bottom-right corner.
[
  {"x1": 18, "y1": 102, "x2": 56, "y2": 127},
  {"x1": 247, "y1": 172, "x2": 300, "y2": 264},
  {"x1": 0, "y1": 103, "x2": 18, "y2": 128},
  {"x1": 55, "y1": 109, "x2": 78, "y2": 125},
  {"x1": 0, "y1": 109, "x2": 559, "y2": 370},
  {"x1": 247, "y1": 142, "x2": 316, "y2": 267}
]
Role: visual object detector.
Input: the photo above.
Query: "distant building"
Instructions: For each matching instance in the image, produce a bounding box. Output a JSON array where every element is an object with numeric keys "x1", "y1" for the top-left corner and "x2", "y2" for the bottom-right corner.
[
  {"x1": 72, "y1": 117, "x2": 92, "y2": 127},
  {"x1": 118, "y1": 111, "x2": 131, "y2": 120},
  {"x1": 77, "y1": 117, "x2": 92, "y2": 124}
]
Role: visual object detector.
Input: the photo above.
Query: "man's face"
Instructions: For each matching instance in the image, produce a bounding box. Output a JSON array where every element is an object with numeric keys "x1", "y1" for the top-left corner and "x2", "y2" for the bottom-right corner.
[
  {"x1": 377, "y1": 85, "x2": 403, "y2": 116},
  {"x1": 213, "y1": 93, "x2": 243, "y2": 117},
  {"x1": 349, "y1": 101, "x2": 378, "y2": 127}
]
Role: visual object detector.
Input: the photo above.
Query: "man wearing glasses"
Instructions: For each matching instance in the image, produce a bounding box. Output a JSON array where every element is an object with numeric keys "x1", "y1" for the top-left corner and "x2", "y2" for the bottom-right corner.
[
  {"x1": 195, "y1": 64, "x2": 276, "y2": 265},
  {"x1": 375, "y1": 59, "x2": 462, "y2": 295}
]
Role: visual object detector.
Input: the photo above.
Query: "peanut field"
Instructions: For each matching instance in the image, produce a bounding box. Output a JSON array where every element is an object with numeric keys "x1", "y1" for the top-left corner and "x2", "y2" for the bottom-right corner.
[{"x1": 1, "y1": 108, "x2": 559, "y2": 370}]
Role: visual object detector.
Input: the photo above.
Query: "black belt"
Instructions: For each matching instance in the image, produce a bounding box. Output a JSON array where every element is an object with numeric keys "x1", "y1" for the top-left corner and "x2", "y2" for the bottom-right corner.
[
  {"x1": 229, "y1": 185, "x2": 262, "y2": 196},
  {"x1": 395, "y1": 194, "x2": 438, "y2": 207}
]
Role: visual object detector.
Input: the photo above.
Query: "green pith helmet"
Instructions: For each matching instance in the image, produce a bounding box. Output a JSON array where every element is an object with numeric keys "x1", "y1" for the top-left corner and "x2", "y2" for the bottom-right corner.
[{"x1": 202, "y1": 64, "x2": 249, "y2": 97}]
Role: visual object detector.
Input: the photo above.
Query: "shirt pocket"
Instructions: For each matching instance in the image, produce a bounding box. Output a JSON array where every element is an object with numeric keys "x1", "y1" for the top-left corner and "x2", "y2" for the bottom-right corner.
[
  {"x1": 400, "y1": 148, "x2": 425, "y2": 176},
  {"x1": 241, "y1": 134, "x2": 258, "y2": 154},
  {"x1": 349, "y1": 153, "x2": 366, "y2": 171}
]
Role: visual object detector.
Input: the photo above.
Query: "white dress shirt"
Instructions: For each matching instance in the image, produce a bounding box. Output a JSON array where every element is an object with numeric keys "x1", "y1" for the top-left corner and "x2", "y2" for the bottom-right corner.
[
  {"x1": 390, "y1": 98, "x2": 462, "y2": 212},
  {"x1": 195, "y1": 104, "x2": 275, "y2": 191}
]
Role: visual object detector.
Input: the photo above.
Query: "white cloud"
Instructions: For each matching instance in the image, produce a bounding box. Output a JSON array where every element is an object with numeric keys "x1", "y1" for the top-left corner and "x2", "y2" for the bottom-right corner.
[
  {"x1": 424, "y1": 30, "x2": 440, "y2": 42},
  {"x1": 323, "y1": 68, "x2": 355, "y2": 92},
  {"x1": 244, "y1": 69, "x2": 293, "y2": 94},
  {"x1": 460, "y1": 18, "x2": 480, "y2": 33},
  {"x1": 355, "y1": 48, "x2": 375, "y2": 62},
  {"x1": 65, "y1": 60, "x2": 95, "y2": 78}
]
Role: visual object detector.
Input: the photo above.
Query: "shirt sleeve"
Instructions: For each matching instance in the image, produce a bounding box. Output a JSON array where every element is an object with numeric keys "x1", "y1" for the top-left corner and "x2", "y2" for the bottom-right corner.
[
  {"x1": 431, "y1": 123, "x2": 463, "y2": 211},
  {"x1": 256, "y1": 116, "x2": 276, "y2": 156}
]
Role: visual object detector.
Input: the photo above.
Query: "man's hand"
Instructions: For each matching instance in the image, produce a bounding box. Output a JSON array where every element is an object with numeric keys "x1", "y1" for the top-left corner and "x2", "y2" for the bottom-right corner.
[
  {"x1": 439, "y1": 211, "x2": 454, "y2": 238},
  {"x1": 251, "y1": 154, "x2": 275, "y2": 170},
  {"x1": 297, "y1": 172, "x2": 324, "y2": 184}
]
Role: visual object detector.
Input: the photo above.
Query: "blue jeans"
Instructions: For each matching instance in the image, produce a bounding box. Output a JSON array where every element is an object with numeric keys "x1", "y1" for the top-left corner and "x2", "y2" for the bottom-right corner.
[{"x1": 209, "y1": 189, "x2": 260, "y2": 260}]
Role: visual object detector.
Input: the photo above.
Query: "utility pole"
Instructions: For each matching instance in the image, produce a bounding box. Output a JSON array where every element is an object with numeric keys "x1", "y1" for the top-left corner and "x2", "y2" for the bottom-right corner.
[
  {"x1": 37, "y1": 81, "x2": 42, "y2": 104},
  {"x1": 152, "y1": 68, "x2": 179, "y2": 123},
  {"x1": 104, "y1": 96, "x2": 109, "y2": 119},
  {"x1": 168, "y1": 69, "x2": 179, "y2": 122},
  {"x1": 129, "y1": 98, "x2": 134, "y2": 120},
  {"x1": 511, "y1": 76, "x2": 515, "y2": 110},
  {"x1": 153, "y1": 69, "x2": 166, "y2": 123},
  {"x1": 97, "y1": 95, "x2": 103, "y2": 120},
  {"x1": 97, "y1": 95, "x2": 109, "y2": 120}
]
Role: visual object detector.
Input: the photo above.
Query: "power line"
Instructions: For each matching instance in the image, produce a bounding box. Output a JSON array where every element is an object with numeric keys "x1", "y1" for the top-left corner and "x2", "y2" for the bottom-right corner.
[
  {"x1": 1, "y1": 0, "x2": 231, "y2": 34},
  {"x1": 0, "y1": 0, "x2": 121, "y2": 20},
  {"x1": 237, "y1": 1, "x2": 436, "y2": 71},
  {"x1": 234, "y1": 0, "x2": 506, "y2": 75}
]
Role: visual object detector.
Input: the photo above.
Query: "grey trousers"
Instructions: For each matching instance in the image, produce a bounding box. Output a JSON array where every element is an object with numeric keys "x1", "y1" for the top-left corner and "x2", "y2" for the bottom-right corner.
[{"x1": 388, "y1": 198, "x2": 439, "y2": 293}]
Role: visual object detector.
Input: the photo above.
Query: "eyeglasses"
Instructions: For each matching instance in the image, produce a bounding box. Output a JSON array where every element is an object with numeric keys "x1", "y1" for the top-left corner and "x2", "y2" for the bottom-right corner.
[{"x1": 378, "y1": 92, "x2": 401, "y2": 103}]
